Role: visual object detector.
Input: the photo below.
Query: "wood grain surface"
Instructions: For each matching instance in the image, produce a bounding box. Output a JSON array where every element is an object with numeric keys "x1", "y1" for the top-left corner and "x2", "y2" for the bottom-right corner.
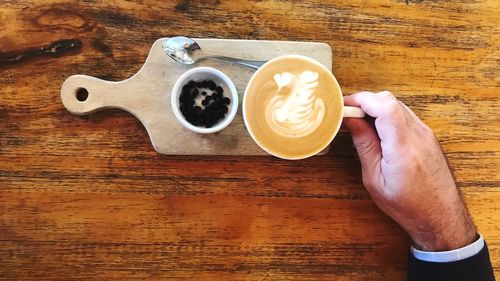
[{"x1": 0, "y1": 0, "x2": 498, "y2": 280}]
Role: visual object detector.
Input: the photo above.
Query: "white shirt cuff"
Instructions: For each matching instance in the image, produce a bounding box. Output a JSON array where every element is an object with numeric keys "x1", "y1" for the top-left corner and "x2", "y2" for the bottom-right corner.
[{"x1": 411, "y1": 234, "x2": 484, "y2": 263}]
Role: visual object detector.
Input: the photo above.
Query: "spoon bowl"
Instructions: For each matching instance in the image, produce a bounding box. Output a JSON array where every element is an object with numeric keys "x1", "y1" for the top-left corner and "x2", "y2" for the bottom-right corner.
[{"x1": 162, "y1": 36, "x2": 204, "y2": 65}]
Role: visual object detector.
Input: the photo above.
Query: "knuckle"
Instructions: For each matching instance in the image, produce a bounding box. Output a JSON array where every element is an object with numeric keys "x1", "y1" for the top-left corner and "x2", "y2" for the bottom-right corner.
[
  {"x1": 381, "y1": 100, "x2": 405, "y2": 122},
  {"x1": 379, "y1": 90, "x2": 396, "y2": 100},
  {"x1": 354, "y1": 139, "x2": 377, "y2": 154},
  {"x1": 386, "y1": 100, "x2": 401, "y2": 113}
]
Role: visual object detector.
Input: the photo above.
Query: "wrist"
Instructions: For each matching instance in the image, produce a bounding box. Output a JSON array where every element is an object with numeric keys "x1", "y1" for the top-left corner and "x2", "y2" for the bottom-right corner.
[{"x1": 410, "y1": 217, "x2": 477, "y2": 251}]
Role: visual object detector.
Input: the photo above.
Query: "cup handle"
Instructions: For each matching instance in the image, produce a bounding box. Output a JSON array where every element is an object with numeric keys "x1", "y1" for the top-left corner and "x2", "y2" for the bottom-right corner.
[{"x1": 343, "y1": 106, "x2": 366, "y2": 118}]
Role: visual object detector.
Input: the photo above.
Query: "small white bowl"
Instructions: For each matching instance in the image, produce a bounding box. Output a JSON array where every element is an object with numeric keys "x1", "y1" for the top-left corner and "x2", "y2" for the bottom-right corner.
[{"x1": 171, "y1": 67, "x2": 238, "y2": 134}]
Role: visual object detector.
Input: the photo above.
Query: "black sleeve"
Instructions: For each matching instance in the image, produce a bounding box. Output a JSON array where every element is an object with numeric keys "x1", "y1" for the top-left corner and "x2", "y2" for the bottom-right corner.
[{"x1": 407, "y1": 242, "x2": 495, "y2": 281}]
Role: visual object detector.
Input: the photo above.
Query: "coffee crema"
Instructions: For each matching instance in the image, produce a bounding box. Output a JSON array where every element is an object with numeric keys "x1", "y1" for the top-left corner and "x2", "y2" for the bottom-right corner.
[{"x1": 264, "y1": 71, "x2": 325, "y2": 138}]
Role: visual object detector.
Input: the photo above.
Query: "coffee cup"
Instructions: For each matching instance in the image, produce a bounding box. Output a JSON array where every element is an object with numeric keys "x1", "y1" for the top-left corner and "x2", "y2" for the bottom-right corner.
[{"x1": 243, "y1": 55, "x2": 365, "y2": 160}]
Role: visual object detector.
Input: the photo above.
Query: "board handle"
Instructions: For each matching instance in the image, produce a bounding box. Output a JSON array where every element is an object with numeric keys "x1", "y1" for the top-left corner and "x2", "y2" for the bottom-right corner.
[{"x1": 60, "y1": 74, "x2": 125, "y2": 115}]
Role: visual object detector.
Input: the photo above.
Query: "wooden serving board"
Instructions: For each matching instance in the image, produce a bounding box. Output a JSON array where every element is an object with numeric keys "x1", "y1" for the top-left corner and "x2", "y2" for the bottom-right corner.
[{"x1": 60, "y1": 38, "x2": 332, "y2": 155}]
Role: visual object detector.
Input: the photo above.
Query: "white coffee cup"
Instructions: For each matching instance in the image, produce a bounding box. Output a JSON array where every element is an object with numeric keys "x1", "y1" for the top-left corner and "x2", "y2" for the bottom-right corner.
[{"x1": 243, "y1": 55, "x2": 365, "y2": 160}]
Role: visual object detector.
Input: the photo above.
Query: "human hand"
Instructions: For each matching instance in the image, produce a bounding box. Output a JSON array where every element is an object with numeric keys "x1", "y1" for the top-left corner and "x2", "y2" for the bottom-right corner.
[{"x1": 343, "y1": 91, "x2": 476, "y2": 251}]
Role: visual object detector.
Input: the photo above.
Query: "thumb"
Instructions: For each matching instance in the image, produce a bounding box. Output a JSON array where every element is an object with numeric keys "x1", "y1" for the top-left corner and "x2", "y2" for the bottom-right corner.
[{"x1": 343, "y1": 117, "x2": 384, "y2": 192}]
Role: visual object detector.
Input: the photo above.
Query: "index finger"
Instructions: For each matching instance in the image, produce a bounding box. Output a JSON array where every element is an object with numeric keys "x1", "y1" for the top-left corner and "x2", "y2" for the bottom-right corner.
[{"x1": 344, "y1": 91, "x2": 409, "y2": 147}]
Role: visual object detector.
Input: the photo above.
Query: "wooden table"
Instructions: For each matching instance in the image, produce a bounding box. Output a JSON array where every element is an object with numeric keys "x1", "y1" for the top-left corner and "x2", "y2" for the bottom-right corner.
[{"x1": 1, "y1": 1, "x2": 498, "y2": 280}]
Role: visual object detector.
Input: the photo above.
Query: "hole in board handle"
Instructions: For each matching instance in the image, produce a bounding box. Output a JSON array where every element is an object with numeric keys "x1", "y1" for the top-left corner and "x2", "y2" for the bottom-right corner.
[{"x1": 75, "y1": 87, "x2": 89, "y2": 102}]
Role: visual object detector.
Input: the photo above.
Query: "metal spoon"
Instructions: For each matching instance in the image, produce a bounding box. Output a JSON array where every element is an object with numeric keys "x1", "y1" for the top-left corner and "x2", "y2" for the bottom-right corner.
[{"x1": 162, "y1": 36, "x2": 266, "y2": 69}]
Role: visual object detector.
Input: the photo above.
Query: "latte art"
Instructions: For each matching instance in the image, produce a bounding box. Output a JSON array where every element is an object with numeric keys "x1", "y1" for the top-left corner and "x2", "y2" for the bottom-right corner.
[
  {"x1": 264, "y1": 71, "x2": 325, "y2": 137},
  {"x1": 243, "y1": 55, "x2": 343, "y2": 159}
]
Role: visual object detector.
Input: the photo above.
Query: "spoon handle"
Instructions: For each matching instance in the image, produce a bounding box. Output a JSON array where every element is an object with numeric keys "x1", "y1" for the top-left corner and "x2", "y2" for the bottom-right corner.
[{"x1": 209, "y1": 56, "x2": 266, "y2": 69}]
